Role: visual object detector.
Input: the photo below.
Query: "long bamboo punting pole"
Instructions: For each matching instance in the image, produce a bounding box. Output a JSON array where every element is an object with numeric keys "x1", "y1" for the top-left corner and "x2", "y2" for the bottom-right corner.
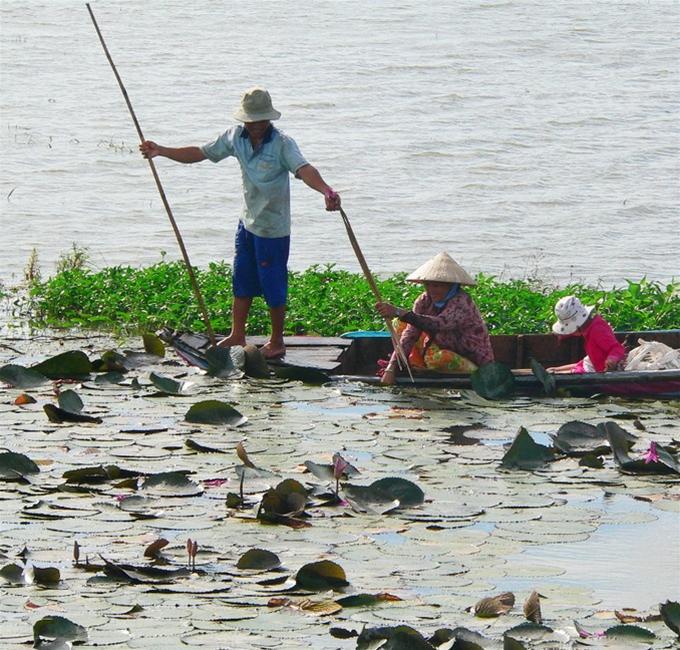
[
  {"x1": 339, "y1": 208, "x2": 413, "y2": 381},
  {"x1": 86, "y1": 4, "x2": 217, "y2": 346}
]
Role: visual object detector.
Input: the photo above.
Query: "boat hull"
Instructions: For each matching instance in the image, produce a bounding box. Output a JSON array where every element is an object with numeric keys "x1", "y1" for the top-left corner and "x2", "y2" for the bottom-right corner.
[{"x1": 162, "y1": 329, "x2": 680, "y2": 398}]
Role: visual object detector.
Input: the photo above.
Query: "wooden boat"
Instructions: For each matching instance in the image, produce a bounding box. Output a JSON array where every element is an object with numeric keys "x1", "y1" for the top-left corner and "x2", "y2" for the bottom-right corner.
[{"x1": 162, "y1": 328, "x2": 680, "y2": 398}]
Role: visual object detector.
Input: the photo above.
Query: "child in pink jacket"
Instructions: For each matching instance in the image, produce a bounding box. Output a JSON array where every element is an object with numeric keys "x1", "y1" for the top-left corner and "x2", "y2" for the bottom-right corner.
[{"x1": 547, "y1": 295, "x2": 627, "y2": 373}]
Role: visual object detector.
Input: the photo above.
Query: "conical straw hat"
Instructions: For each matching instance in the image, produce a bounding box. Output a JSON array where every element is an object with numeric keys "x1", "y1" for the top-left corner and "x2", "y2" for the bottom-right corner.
[{"x1": 406, "y1": 252, "x2": 476, "y2": 285}]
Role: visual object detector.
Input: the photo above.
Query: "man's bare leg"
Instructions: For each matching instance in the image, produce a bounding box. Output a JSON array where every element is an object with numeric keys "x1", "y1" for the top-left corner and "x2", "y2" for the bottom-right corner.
[
  {"x1": 217, "y1": 296, "x2": 252, "y2": 348},
  {"x1": 260, "y1": 305, "x2": 286, "y2": 358}
]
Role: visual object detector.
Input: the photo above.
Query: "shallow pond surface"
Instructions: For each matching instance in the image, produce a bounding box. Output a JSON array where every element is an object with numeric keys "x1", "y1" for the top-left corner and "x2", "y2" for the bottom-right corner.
[{"x1": 0, "y1": 330, "x2": 678, "y2": 648}]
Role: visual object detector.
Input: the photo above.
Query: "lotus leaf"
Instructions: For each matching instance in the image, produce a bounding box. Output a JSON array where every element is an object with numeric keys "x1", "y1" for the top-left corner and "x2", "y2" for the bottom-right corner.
[
  {"x1": 102, "y1": 557, "x2": 191, "y2": 584},
  {"x1": 0, "y1": 363, "x2": 47, "y2": 388},
  {"x1": 57, "y1": 388, "x2": 83, "y2": 413},
  {"x1": 243, "y1": 344, "x2": 271, "y2": 378},
  {"x1": 185, "y1": 400, "x2": 247, "y2": 426},
  {"x1": 32, "y1": 350, "x2": 92, "y2": 379},
  {"x1": 295, "y1": 560, "x2": 348, "y2": 591},
  {"x1": 204, "y1": 345, "x2": 242, "y2": 379},
  {"x1": 93, "y1": 349, "x2": 128, "y2": 372},
  {"x1": 185, "y1": 439, "x2": 226, "y2": 453},
  {"x1": 336, "y1": 593, "x2": 402, "y2": 608},
  {"x1": 143, "y1": 333, "x2": 165, "y2": 357},
  {"x1": 143, "y1": 538, "x2": 169, "y2": 559},
  {"x1": 601, "y1": 421, "x2": 679, "y2": 474},
  {"x1": 237, "y1": 548, "x2": 281, "y2": 571},
  {"x1": 141, "y1": 471, "x2": 203, "y2": 497},
  {"x1": 33, "y1": 615, "x2": 88, "y2": 646},
  {"x1": 149, "y1": 371, "x2": 192, "y2": 396},
  {"x1": 522, "y1": 591, "x2": 544, "y2": 623},
  {"x1": 443, "y1": 626, "x2": 497, "y2": 649},
  {"x1": 32, "y1": 566, "x2": 61, "y2": 586},
  {"x1": 604, "y1": 623, "x2": 656, "y2": 641},
  {"x1": 0, "y1": 451, "x2": 40, "y2": 480},
  {"x1": 272, "y1": 365, "x2": 330, "y2": 384},
  {"x1": 95, "y1": 370, "x2": 126, "y2": 384},
  {"x1": 660, "y1": 600, "x2": 680, "y2": 636},
  {"x1": 356, "y1": 625, "x2": 435, "y2": 650},
  {"x1": 551, "y1": 420, "x2": 609, "y2": 456},
  {"x1": 530, "y1": 357, "x2": 556, "y2": 396},
  {"x1": 0, "y1": 562, "x2": 25, "y2": 584},
  {"x1": 343, "y1": 477, "x2": 424, "y2": 509},
  {"x1": 63, "y1": 464, "x2": 141, "y2": 483},
  {"x1": 44, "y1": 403, "x2": 103, "y2": 424},
  {"x1": 504, "y1": 621, "x2": 553, "y2": 640},
  {"x1": 471, "y1": 591, "x2": 515, "y2": 617},
  {"x1": 500, "y1": 427, "x2": 555, "y2": 470},
  {"x1": 470, "y1": 362, "x2": 515, "y2": 400},
  {"x1": 15, "y1": 392, "x2": 37, "y2": 405}
]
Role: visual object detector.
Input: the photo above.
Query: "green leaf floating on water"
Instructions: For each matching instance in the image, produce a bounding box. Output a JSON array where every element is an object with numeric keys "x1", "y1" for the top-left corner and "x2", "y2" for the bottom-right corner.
[
  {"x1": 31, "y1": 350, "x2": 92, "y2": 380},
  {"x1": 0, "y1": 563, "x2": 25, "y2": 584},
  {"x1": 272, "y1": 365, "x2": 330, "y2": 384},
  {"x1": 57, "y1": 388, "x2": 83, "y2": 414},
  {"x1": 185, "y1": 400, "x2": 247, "y2": 426},
  {"x1": 63, "y1": 464, "x2": 142, "y2": 484},
  {"x1": 343, "y1": 477, "x2": 424, "y2": 509},
  {"x1": 529, "y1": 357, "x2": 556, "y2": 396},
  {"x1": 243, "y1": 344, "x2": 271, "y2": 378},
  {"x1": 141, "y1": 471, "x2": 203, "y2": 497},
  {"x1": 0, "y1": 451, "x2": 40, "y2": 481},
  {"x1": 204, "y1": 345, "x2": 243, "y2": 379},
  {"x1": 551, "y1": 420, "x2": 609, "y2": 457},
  {"x1": 501, "y1": 427, "x2": 555, "y2": 470},
  {"x1": 0, "y1": 364, "x2": 47, "y2": 388},
  {"x1": 149, "y1": 371, "x2": 192, "y2": 396},
  {"x1": 470, "y1": 362, "x2": 515, "y2": 400},
  {"x1": 44, "y1": 403, "x2": 103, "y2": 424},
  {"x1": 142, "y1": 332, "x2": 165, "y2": 357},
  {"x1": 356, "y1": 625, "x2": 434, "y2": 649},
  {"x1": 32, "y1": 566, "x2": 61, "y2": 586},
  {"x1": 236, "y1": 548, "x2": 281, "y2": 571},
  {"x1": 33, "y1": 615, "x2": 88, "y2": 646},
  {"x1": 600, "y1": 421, "x2": 679, "y2": 474},
  {"x1": 604, "y1": 623, "x2": 656, "y2": 642},
  {"x1": 660, "y1": 600, "x2": 680, "y2": 636},
  {"x1": 295, "y1": 560, "x2": 349, "y2": 591}
]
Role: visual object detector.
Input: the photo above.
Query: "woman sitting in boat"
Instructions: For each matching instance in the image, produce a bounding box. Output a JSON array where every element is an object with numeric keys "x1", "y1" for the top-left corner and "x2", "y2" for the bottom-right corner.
[
  {"x1": 547, "y1": 295, "x2": 626, "y2": 373},
  {"x1": 375, "y1": 252, "x2": 494, "y2": 385}
]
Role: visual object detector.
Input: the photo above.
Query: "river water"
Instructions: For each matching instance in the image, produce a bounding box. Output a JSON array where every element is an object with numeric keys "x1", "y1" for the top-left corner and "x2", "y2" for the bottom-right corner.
[{"x1": 1, "y1": 1, "x2": 679, "y2": 286}]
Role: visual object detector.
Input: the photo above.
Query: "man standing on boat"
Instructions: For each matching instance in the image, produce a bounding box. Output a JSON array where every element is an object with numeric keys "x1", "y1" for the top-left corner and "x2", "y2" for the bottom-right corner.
[{"x1": 140, "y1": 87, "x2": 341, "y2": 359}]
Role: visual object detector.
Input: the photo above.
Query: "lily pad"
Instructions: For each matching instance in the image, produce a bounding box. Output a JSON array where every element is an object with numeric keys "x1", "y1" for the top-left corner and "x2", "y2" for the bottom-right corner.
[
  {"x1": 0, "y1": 451, "x2": 40, "y2": 480},
  {"x1": 243, "y1": 344, "x2": 271, "y2": 378},
  {"x1": 604, "y1": 623, "x2": 655, "y2": 642},
  {"x1": 204, "y1": 346, "x2": 243, "y2": 379},
  {"x1": 500, "y1": 427, "x2": 555, "y2": 470},
  {"x1": 33, "y1": 615, "x2": 88, "y2": 646},
  {"x1": 601, "y1": 421, "x2": 678, "y2": 474},
  {"x1": 63, "y1": 464, "x2": 142, "y2": 484},
  {"x1": 272, "y1": 366, "x2": 330, "y2": 384},
  {"x1": 57, "y1": 388, "x2": 83, "y2": 414},
  {"x1": 143, "y1": 333, "x2": 165, "y2": 357},
  {"x1": 149, "y1": 371, "x2": 193, "y2": 396},
  {"x1": 470, "y1": 362, "x2": 515, "y2": 400},
  {"x1": 660, "y1": 600, "x2": 680, "y2": 636},
  {"x1": 0, "y1": 363, "x2": 47, "y2": 388},
  {"x1": 551, "y1": 420, "x2": 609, "y2": 456},
  {"x1": 343, "y1": 477, "x2": 424, "y2": 509},
  {"x1": 141, "y1": 471, "x2": 203, "y2": 497},
  {"x1": 44, "y1": 403, "x2": 103, "y2": 424},
  {"x1": 185, "y1": 400, "x2": 247, "y2": 426},
  {"x1": 295, "y1": 560, "x2": 349, "y2": 591},
  {"x1": 236, "y1": 548, "x2": 281, "y2": 571},
  {"x1": 32, "y1": 350, "x2": 92, "y2": 379},
  {"x1": 530, "y1": 357, "x2": 556, "y2": 397},
  {"x1": 356, "y1": 625, "x2": 434, "y2": 649}
]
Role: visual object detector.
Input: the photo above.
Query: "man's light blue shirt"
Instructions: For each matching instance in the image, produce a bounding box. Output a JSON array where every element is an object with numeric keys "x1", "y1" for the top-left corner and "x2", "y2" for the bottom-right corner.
[{"x1": 201, "y1": 125, "x2": 308, "y2": 238}]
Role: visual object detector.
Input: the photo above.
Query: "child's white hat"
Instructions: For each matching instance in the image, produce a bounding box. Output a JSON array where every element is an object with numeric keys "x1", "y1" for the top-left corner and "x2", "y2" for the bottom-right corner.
[{"x1": 552, "y1": 295, "x2": 595, "y2": 335}]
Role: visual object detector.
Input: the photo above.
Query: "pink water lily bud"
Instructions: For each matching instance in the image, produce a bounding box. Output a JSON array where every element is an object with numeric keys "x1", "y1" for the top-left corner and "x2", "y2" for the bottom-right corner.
[
  {"x1": 333, "y1": 454, "x2": 350, "y2": 480},
  {"x1": 642, "y1": 441, "x2": 659, "y2": 464}
]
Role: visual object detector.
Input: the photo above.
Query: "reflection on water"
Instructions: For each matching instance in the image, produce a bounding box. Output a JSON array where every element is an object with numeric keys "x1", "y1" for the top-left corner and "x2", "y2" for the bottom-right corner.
[{"x1": 502, "y1": 494, "x2": 680, "y2": 609}]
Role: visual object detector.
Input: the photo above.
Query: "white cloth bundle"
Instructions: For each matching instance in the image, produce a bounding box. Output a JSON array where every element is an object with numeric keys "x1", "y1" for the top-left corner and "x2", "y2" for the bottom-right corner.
[{"x1": 624, "y1": 339, "x2": 680, "y2": 371}]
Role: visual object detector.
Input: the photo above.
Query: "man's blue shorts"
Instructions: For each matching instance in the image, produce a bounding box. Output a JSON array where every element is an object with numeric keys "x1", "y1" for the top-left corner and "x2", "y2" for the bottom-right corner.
[{"x1": 232, "y1": 221, "x2": 290, "y2": 308}]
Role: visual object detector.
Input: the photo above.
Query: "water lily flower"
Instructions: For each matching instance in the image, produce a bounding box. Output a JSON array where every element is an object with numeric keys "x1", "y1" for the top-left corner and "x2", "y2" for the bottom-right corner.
[{"x1": 642, "y1": 441, "x2": 659, "y2": 464}]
